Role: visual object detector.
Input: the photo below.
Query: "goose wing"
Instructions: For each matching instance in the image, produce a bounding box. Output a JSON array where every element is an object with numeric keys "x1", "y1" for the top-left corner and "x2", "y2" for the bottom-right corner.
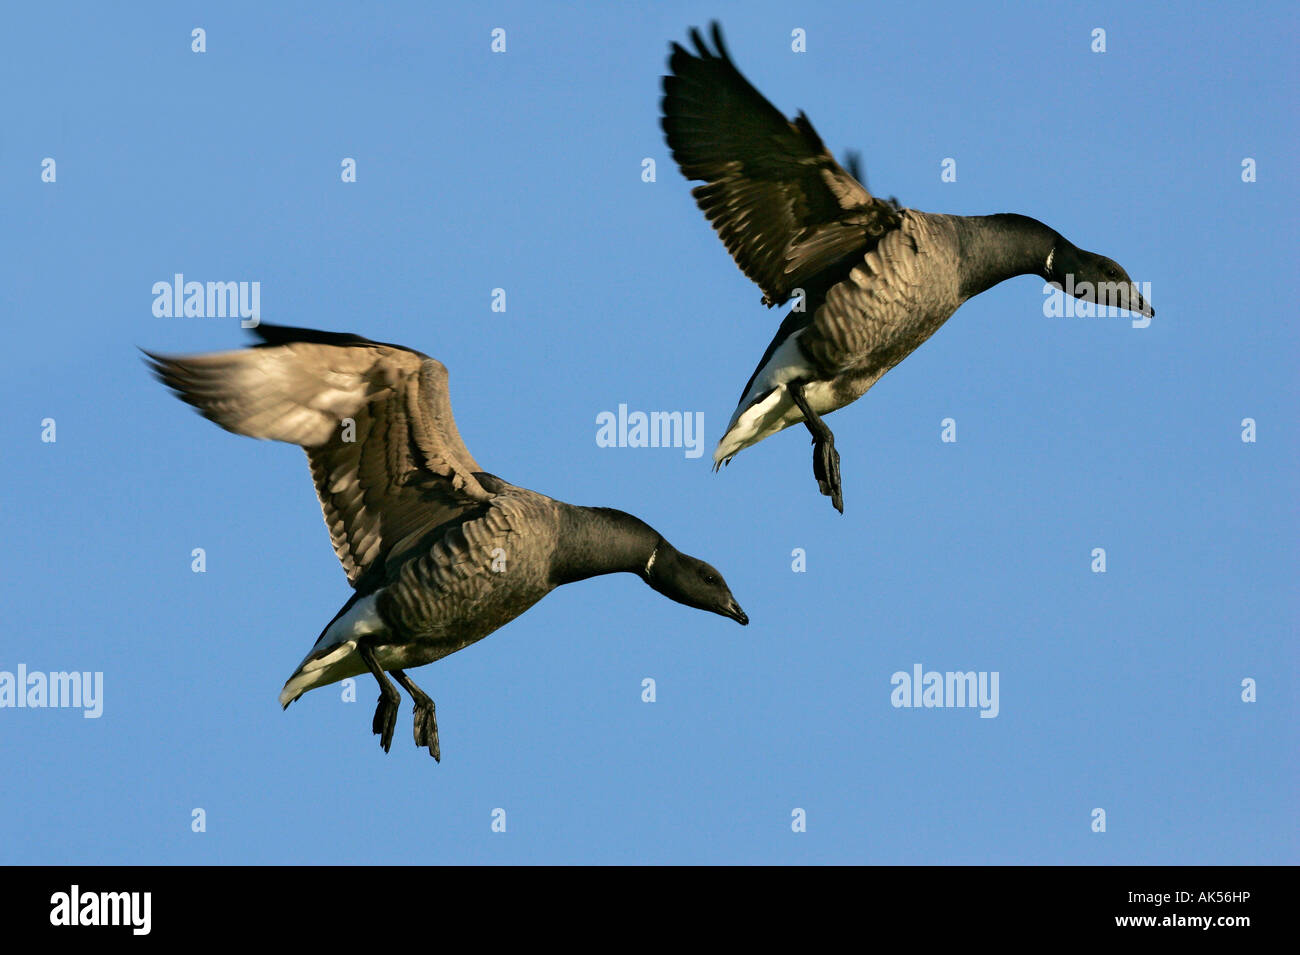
[
  {"x1": 145, "y1": 324, "x2": 494, "y2": 589},
  {"x1": 661, "y1": 22, "x2": 901, "y2": 307}
]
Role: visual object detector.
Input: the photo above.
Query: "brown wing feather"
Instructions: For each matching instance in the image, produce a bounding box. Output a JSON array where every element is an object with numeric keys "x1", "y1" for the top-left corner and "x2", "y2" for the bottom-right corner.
[
  {"x1": 145, "y1": 333, "x2": 493, "y2": 589},
  {"x1": 661, "y1": 22, "x2": 901, "y2": 306}
]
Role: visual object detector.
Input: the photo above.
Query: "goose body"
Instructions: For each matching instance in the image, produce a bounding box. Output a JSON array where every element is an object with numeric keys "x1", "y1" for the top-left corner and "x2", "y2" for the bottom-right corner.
[
  {"x1": 278, "y1": 484, "x2": 562, "y2": 706},
  {"x1": 662, "y1": 24, "x2": 1153, "y2": 511},
  {"x1": 715, "y1": 208, "x2": 965, "y2": 466},
  {"x1": 147, "y1": 324, "x2": 747, "y2": 760}
]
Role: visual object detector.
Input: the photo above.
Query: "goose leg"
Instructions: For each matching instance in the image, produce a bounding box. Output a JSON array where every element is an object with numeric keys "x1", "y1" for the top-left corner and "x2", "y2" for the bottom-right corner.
[
  {"x1": 789, "y1": 381, "x2": 843, "y2": 513},
  {"x1": 392, "y1": 668, "x2": 441, "y2": 762},
  {"x1": 358, "y1": 643, "x2": 400, "y2": 753}
]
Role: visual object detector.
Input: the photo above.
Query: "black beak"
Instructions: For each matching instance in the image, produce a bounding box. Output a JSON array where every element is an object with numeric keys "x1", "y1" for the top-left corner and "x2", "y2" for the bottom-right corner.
[
  {"x1": 722, "y1": 599, "x2": 749, "y2": 626},
  {"x1": 1130, "y1": 284, "x2": 1154, "y2": 318}
]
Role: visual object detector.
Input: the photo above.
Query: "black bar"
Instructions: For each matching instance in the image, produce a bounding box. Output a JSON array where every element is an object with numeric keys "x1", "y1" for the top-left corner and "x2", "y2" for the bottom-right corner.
[{"x1": 1, "y1": 866, "x2": 1281, "y2": 939}]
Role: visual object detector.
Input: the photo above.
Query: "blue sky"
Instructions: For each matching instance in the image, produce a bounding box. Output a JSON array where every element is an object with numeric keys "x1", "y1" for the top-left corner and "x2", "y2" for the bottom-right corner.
[{"x1": 1, "y1": 1, "x2": 1294, "y2": 864}]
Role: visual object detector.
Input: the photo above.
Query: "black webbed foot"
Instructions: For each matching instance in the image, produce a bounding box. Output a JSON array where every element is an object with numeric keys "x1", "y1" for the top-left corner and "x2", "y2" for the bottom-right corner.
[
  {"x1": 359, "y1": 643, "x2": 400, "y2": 754},
  {"x1": 393, "y1": 668, "x2": 441, "y2": 762},
  {"x1": 811, "y1": 435, "x2": 844, "y2": 513},
  {"x1": 371, "y1": 690, "x2": 399, "y2": 753},
  {"x1": 412, "y1": 702, "x2": 441, "y2": 762},
  {"x1": 791, "y1": 381, "x2": 845, "y2": 514}
]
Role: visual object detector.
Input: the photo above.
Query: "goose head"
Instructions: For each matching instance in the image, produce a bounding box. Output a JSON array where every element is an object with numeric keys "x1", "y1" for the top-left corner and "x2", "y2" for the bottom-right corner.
[
  {"x1": 1046, "y1": 242, "x2": 1154, "y2": 318},
  {"x1": 643, "y1": 542, "x2": 748, "y2": 625}
]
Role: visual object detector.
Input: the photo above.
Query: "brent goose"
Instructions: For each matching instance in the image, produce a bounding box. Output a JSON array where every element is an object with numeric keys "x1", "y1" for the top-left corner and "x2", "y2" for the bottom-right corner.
[
  {"x1": 662, "y1": 24, "x2": 1154, "y2": 512},
  {"x1": 146, "y1": 324, "x2": 747, "y2": 760}
]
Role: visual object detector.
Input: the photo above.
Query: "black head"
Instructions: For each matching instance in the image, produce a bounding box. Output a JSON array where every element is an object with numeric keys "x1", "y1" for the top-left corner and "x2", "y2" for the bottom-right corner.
[
  {"x1": 1046, "y1": 241, "x2": 1154, "y2": 317},
  {"x1": 643, "y1": 541, "x2": 748, "y2": 625}
]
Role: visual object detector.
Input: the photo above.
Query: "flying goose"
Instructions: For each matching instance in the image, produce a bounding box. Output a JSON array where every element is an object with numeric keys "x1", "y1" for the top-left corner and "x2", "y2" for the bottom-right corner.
[
  {"x1": 146, "y1": 324, "x2": 747, "y2": 760},
  {"x1": 662, "y1": 24, "x2": 1154, "y2": 512}
]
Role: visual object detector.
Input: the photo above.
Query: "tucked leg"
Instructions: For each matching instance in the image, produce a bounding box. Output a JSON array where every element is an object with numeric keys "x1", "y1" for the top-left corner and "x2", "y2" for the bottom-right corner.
[
  {"x1": 358, "y1": 643, "x2": 400, "y2": 753},
  {"x1": 789, "y1": 381, "x2": 843, "y2": 513},
  {"x1": 392, "y1": 668, "x2": 440, "y2": 763}
]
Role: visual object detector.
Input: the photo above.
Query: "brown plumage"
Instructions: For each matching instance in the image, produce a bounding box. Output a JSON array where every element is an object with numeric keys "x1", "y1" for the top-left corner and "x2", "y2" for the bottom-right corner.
[
  {"x1": 662, "y1": 23, "x2": 1153, "y2": 512},
  {"x1": 146, "y1": 324, "x2": 748, "y2": 760},
  {"x1": 662, "y1": 23, "x2": 901, "y2": 308}
]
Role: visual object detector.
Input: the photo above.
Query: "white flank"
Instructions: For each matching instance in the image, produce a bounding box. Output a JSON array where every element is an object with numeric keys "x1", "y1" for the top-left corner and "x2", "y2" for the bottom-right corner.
[
  {"x1": 714, "y1": 330, "x2": 837, "y2": 465},
  {"x1": 714, "y1": 388, "x2": 796, "y2": 465},
  {"x1": 736, "y1": 332, "x2": 813, "y2": 417},
  {"x1": 278, "y1": 591, "x2": 386, "y2": 706}
]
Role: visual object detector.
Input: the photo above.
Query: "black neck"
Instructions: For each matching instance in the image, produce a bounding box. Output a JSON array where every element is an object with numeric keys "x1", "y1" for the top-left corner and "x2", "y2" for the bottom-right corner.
[
  {"x1": 954, "y1": 214, "x2": 1061, "y2": 300},
  {"x1": 553, "y1": 506, "x2": 661, "y2": 585}
]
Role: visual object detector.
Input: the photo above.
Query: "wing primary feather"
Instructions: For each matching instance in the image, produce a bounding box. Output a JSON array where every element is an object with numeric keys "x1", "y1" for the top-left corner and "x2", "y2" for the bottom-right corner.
[
  {"x1": 661, "y1": 21, "x2": 903, "y2": 306},
  {"x1": 145, "y1": 332, "x2": 496, "y2": 589}
]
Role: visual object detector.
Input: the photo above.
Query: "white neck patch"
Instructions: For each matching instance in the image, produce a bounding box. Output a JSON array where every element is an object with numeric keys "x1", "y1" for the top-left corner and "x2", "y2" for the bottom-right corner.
[
  {"x1": 1044, "y1": 246, "x2": 1056, "y2": 275},
  {"x1": 644, "y1": 544, "x2": 658, "y2": 576}
]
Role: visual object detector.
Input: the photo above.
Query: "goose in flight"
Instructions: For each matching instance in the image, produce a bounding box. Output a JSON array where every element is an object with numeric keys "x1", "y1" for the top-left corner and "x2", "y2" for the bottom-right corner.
[
  {"x1": 662, "y1": 23, "x2": 1153, "y2": 512},
  {"x1": 146, "y1": 324, "x2": 747, "y2": 760}
]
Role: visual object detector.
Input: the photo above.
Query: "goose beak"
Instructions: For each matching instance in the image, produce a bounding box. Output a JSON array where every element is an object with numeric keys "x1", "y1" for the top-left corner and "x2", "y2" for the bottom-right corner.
[
  {"x1": 723, "y1": 599, "x2": 749, "y2": 626},
  {"x1": 1132, "y1": 285, "x2": 1154, "y2": 318}
]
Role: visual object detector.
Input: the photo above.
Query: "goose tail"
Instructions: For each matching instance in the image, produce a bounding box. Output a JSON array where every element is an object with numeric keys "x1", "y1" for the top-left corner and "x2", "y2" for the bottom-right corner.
[
  {"x1": 713, "y1": 386, "x2": 800, "y2": 467},
  {"x1": 279, "y1": 639, "x2": 360, "y2": 709},
  {"x1": 278, "y1": 591, "x2": 388, "y2": 708}
]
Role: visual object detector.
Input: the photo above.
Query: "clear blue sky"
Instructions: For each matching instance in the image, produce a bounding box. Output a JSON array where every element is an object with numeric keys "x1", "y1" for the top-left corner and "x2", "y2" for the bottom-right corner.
[{"x1": 1, "y1": 1, "x2": 1294, "y2": 864}]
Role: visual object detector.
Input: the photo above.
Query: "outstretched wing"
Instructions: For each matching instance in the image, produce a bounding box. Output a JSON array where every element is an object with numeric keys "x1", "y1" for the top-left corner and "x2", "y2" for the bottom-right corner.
[
  {"x1": 661, "y1": 22, "x2": 901, "y2": 306},
  {"x1": 145, "y1": 324, "x2": 494, "y2": 589}
]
